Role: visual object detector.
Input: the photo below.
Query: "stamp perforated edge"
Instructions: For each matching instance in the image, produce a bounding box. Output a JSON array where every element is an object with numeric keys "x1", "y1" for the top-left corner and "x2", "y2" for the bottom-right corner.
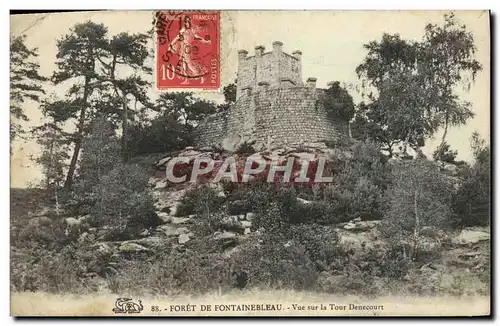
[{"x1": 152, "y1": 10, "x2": 222, "y2": 93}]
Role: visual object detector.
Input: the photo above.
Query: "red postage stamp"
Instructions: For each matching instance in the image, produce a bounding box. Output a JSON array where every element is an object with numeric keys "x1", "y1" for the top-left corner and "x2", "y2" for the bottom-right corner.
[{"x1": 154, "y1": 10, "x2": 220, "y2": 90}]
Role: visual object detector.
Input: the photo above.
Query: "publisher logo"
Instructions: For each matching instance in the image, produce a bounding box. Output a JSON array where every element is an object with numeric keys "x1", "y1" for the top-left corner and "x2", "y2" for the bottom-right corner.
[{"x1": 112, "y1": 298, "x2": 144, "y2": 314}]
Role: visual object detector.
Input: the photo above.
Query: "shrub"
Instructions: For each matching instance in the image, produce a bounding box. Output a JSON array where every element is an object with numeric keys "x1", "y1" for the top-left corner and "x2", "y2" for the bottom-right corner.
[
  {"x1": 232, "y1": 235, "x2": 318, "y2": 291},
  {"x1": 452, "y1": 177, "x2": 490, "y2": 227},
  {"x1": 452, "y1": 133, "x2": 490, "y2": 227},
  {"x1": 235, "y1": 140, "x2": 256, "y2": 155},
  {"x1": 286, "y1": 224, "x2": 348, "y2": 272},
  {"x1": 10, "y1": 243, "x2": 106, "y2": 293},
  {"x1": 432, "y1": 142, "x2": 457, "y2": 163},
  {"x1": 176, "y1": 185, "x2": 225, "y2": 217},
  {"x1": 382, "y1": 159, "x2": 453, "y2": 260},
  {"x1": 108, "y1": 249, "x2": 232, "y2": 296},
  {"x1": 95, "y1": 163, "x2": 158, "y2": 238}
]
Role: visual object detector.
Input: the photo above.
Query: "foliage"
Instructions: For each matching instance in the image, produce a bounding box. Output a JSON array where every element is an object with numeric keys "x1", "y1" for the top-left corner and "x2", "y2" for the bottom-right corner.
[
  {"x1": 127, "y1": 114, "x2": 190, "y2": 156},
  {"x1": 125, "y1": 92, "x2": 219, "y2": 157},
  {"x1": 32, "y1": 124, "x2": 70, "y2": 191},
  {"x1": 355, "y1": 14, "x2": 481, "y2": 155},
  {"x1": 452, "y1": 132, "x2": 490, "y2": 227},
  {"x1": 432, "y1": 142, "x2": 458, "y2": 163},
  {"x1": 235, "y1": 140, "x2": 256, "y2": 155},
  {"x1": 286, "y1": 224, "x2": 348, "y2": 273},
  {"x1": 216, "y1": 82, "x2": 237, "y2": 112},
  {"x1": 68, "y1": 119, "x2": 156, "y2": 238},
  {"x1": 318, "y1": 141, "x2": 390, "y2": 222},
  {"x1": 46, "y1": 21, "x2": 154, "y2": 187},
  {"x1": 232, "y1": 234, "x2": 319, "y2": 290},
  {"x1": 382, "y1": 159, "x2": 454, "y2": 260},
  {"x1": 76, "y1": 119, "x2": 121, "y2": 194},
  {"x1": 176, "y1": 185, "x2": 225, "y2": 217},
  {"x1": 10, "y1": 35, "x2": 47, "y2": 140},
  {"x1": 223, "y1": 82, "x2": 237, "y2": 104},
  {"x1": 317, "y1": 81, "x2": 355, "y2": 121}
]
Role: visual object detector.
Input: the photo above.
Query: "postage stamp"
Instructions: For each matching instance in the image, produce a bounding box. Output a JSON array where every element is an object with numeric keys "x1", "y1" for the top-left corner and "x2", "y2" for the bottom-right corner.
[{"x1": 154, "y1": 10, "x2": 220, "y2": 90}]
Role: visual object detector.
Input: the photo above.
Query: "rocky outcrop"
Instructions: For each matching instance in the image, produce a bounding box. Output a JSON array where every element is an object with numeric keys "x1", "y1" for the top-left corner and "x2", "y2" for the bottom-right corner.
[{"x1": 452, "y1": 228, "x2": 490, "y2": 246}]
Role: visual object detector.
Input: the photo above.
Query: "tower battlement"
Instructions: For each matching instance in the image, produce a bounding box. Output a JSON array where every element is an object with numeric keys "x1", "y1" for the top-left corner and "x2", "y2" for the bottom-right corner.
[{"x1": 236, "y1": 41, "x2": 303, "y2": 99}]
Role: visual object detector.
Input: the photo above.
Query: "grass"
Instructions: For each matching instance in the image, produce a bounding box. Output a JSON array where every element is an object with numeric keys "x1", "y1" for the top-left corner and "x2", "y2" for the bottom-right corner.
[{"x1": 10, "y1": 290, "x2": 490, "y2": 316}]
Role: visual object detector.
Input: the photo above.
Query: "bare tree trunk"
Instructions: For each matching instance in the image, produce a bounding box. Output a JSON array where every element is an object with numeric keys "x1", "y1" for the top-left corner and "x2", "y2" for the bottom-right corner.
[
  {"x1": 54, "y1": 185, "x2": 60, "y2": 217},
  {"x1": 412, "y1": 189, "x2": 420, "y2": 260},
  {"x1": 440, "y1": 115, "x2": 449, "y2": 146},
  {"x1": 64, "y1": 77, "x2": 91, "y2": 190},
  {"x1": 121, "y1": 93, "x2": 129, "y2": 162}
]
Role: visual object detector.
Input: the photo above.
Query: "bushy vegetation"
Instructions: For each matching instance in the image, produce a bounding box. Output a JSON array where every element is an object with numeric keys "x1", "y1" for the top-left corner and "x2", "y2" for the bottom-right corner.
[
  {"x1": 175, "y1": 185, "x2": 225, "y2": 217},
  {"x1": 235, "y1": 140, "x2": 257, "y2": 155},
  {"x1": 451, "y1": 132, "x2": 490, "y2": 227},
  {"x1": 433, "y1": 142, "x2": 458, "y2": 163}
]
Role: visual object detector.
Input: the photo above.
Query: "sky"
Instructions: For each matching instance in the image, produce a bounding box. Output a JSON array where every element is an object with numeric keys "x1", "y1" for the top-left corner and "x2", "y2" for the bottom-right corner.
[{"x1": 10, "y1": 10, "x2": 490, "y2": 188}]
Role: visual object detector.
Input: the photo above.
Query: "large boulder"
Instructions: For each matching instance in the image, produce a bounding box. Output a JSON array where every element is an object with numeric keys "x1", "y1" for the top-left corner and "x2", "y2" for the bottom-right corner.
[
  {"x1": 94, "y1": 242, "x2": 112, "y2": 255},
  {"x1": 156, "y1": 212, "x2": 171, "y2": 224},
  {"x1": 214, "y1": 231, "x2": 238, "y2": 240},
  {"x1": 178, "y1": 233, "x2": 191, "y2": 244},
  {"x1": 222, "y1": 133, "x2": 242, "y2": 152},
  {"x1": 220, "y1": 215, "x2": 249, "y2": 233},
  {"x1": 65, "y1": 217, "x2": 81, "y2": 227},
  {"x1": 156, "y1": 156, "x2": 171, "y2": 168},
  {"x1": 158, "y1": 225, "x2": 190, "y2": 237},
  {"x1": 133, "y1": 236, "x2": 168, "y2": 248},
  {"x1": 343, "y1": 220, "x2": 381, "y2": 232},
  {"x1": 171, "y1": 216, "x2": 192, "y2": 225},
  {"x1": 241, "y1": 220, "x2": 252, "y2": 228},
  {"x1": 452, "y1": 229, "x2": 490, "y2": 246},
  {"x1": 118, "y1": 242, "x2": 150, "y2": 253},
  {"x1": 155, "y1": 179, "x2": 168, "y2": 190}
]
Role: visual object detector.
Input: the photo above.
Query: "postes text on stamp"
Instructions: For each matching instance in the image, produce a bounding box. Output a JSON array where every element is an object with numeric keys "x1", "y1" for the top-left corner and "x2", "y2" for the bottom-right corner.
[{"x1": 154, "y1": 10, "x2": 220, "y2": 90}]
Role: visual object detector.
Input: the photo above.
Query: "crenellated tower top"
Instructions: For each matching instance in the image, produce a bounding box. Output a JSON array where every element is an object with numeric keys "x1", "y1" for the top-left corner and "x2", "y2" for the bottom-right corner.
[{"x1": 236, "y1": 41, "x2": 309, "y2": 99}]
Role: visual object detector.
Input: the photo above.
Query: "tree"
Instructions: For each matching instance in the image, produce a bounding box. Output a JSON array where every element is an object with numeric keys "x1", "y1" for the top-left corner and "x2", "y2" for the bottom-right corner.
[
  {"x1": 32, "y1": 122, "x2": 70, "y2": 216},
  {"x1": 49, "y1": 22, "x2": 155, "y2": 188},
  {"x1": 52, "y1": 21, "x2": 109, "y2": 189},
  {"x1": 68, "y1": 119, "x2": 156, "y2": 236},
  {"x1": 317, "y1": 81, "x2": 355, "y2": 122},
  {"x1": 10, "y1": 35, "x2": 47, "y2": 141},
  {"x1": 355, "y1": 34, "x2": 437, "y2": 154},
  {"x1": 383, "y1": 159, "x2": 454, "y2": 260},
  {"x1": 155, "y1": 92, "x2": 217, "y2": 142},
  {"x1": 126, "y1": 92, "x2": 219, "y2": 156},
  {"x1": 355, "y1": 14, "x2": 481, "y2": 156},
  {"x1": 452, "y1": 132, "x2": 490, "y2": 226},
  {"x1": 217, "y1": 82, "x2": 237, "y2": 111},
  {"x1": 223, "y1": 82, "x2": 237, "y2": 103},
  {"x1": 95, "y1": 32, "x2": 153, "y2": 161},
  {"x1": 432, "y1": 142, "x2": 458, "y2": 163},
  {"x1": 69, "y1": 118, "x2": 120, "y2": 216},
  {"x1": 421, "y1": 13, "x2": 481, "y2": 145}
]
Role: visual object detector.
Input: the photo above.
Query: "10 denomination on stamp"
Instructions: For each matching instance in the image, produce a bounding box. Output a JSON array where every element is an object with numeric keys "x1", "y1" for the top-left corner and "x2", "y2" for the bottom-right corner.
[{"x1": 154, "y1": 10, "x2": 220, "y2": 90}]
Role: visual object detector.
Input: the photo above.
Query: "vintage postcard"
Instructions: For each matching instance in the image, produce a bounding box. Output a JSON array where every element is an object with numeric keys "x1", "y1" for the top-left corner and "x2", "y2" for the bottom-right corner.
[{"x1": 10, "y1": 10, "x2": 490, "y2": 317}]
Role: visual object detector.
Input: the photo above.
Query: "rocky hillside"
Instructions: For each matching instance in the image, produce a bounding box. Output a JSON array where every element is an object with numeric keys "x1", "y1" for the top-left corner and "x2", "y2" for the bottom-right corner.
[{"x1": 10, "y1": 144, "x2": 490, "y2": 296}]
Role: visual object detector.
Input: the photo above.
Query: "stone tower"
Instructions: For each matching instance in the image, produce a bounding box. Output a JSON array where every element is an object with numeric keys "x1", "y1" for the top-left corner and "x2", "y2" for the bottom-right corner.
[
  {"x1": 236, "y1": 41, "x2": 303, "y2": 99},
  {"x1": 193, "y1": 42, "x2": 350, "y2": 151}
]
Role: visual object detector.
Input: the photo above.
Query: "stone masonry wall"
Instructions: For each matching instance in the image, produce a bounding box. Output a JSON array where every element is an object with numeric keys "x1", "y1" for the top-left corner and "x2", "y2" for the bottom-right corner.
[
  {"x1": 193, "y1": 111, "x2": 228, "y2": 148},
  {"x1": 193, "y1": 86, "x2": 349, "y2": 150},
  {"x1": 252, "y1": 87, "x2": 347, "y2": 149}
]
